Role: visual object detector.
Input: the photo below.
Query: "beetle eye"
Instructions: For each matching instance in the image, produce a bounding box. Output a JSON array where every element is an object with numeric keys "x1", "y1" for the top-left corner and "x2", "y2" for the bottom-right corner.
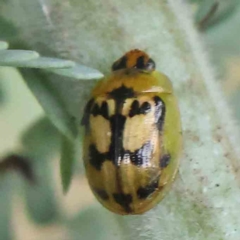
[{"x1": 145, "y1": 58, "x2": 156, "y2": 71}]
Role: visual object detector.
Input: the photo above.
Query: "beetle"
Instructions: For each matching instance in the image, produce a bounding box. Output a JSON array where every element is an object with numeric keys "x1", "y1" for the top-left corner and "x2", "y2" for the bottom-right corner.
[{"x1": 81, "y1": 49, "x2": 182, "y2": 215}]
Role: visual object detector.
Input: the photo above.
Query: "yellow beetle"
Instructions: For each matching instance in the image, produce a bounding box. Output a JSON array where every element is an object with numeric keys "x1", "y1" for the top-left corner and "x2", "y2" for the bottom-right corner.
[{"x1": 81, "y1": 49, "x2": 182, "y2": 215}]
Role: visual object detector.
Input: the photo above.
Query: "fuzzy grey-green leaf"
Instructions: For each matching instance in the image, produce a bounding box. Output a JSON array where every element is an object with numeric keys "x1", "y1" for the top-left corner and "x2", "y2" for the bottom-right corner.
[
  {"x1": 0, "y1": 41, "x2": 9, "y2": 50},
  {"x1": 1, "y1": 0, "x2": 240, "y2": 239},
  {"x1": 9, "y1": 57, "x2": 75, "y2": 69},
  {"x1": 0, "y1": 50, "x2": 39, "y2": 64},
  {"x1": 48, "y1": 64, "x2": 104, "y2": 80},
  {"x1": 21, "y1": 117, "x2": 61, "y2": 158},
  {"x1": 195, "y1": 0, "x2": 239, "y2": 29},
  {"x1": 61, "y1": 134, "x2": 80, "y2": 193},
  {"x1": 21, "y1": 69, "x2": 78, "y2": 140}
]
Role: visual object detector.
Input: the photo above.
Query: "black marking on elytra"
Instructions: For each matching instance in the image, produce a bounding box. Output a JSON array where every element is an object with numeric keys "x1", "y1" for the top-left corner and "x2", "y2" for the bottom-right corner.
[
  {"x1": 129, "y1": 141, "x2": 153, "y2": 166},
  {"x1": 108, "y1": 114, "x2": 126, "y2": 166},
  {"x1": 129, "y1": 101, "x2": 151, "y2": 117},
  {"x1": 146, "y1": 58, "x2": 156, "y2": 71},
  {"x1": 89, "y1": 144, "x2": 106, "y2": 170},
  {"x1": 140, "y1": 102, "x2": 151, "y2": 114},
  {"x1": 88, "y1": 113, "x2": 127, "y2": 170},
  {"x1": 107, "y1": 85, "x2": 135, "y2": 166},
  {"x1": 89, "y1": 140, "x2": 154, "y2": 169},
  {"x1": 91, "y1": 103, "x2": 100, "y2": 116},
  {"x1": 160, "y1": 153, "x2": 171, "y2": 168},
  {"x1": 129, "y1": 100, "x2": 139, "y2": 117},
  {"x1": 153, "y1": 96, "x2": 166, "y2": 131},
  {"x1": 88, "y1": 101, "x2": 109, "y2": 120},
  {"x1": 100, "y1": 101, "x2": 109, "y2": 119},
  {"x1": 136, "y1": 56, "x2": 145, "y2": 69},
  {"x1": 112, "y1": 56, "x2": 127, "y2": 71},
  {"x1": 94, "y1": 189, "x2": 109, "y2": 200},
  {"x1": 81, "y1": 98, "x2": 95, "y2": 126},
  {"x1": 137, "y1": 177, "x2": 160, "y2": 199},
  {"x1": 113, "y1": 193, "x2": 132, "y2": 213},
  {"x1": 108, "y1": 85, "x2": 135, "y2": 108}
]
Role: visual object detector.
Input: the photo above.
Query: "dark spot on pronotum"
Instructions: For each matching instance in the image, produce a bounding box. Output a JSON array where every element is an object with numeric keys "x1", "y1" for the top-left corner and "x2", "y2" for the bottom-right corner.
[
  {"x1": 140, "y1": 102, "x2": 151, "y2": 114},
  {"x1": 89, "y1": 145, "x2": 106, "y2": 170},
  {"x1": 137, "y1": 178, "x2": 159, "y2": 199},
  {"x1": 129, "y1": 100, "x2": 139, "y2": 117},
  {"x1": 112, "y1": 56, "x2": 127, "y2": 71},
  {"x1": 215, "y1": 184, "x2": 220, "y2": 187},
  {"x1": 113, "y1": 193, "x2": 132, "y2": 212},
  {"x1": 160, "y1": 153, "x2": 171, "y2": 168},
  {"x1": 94, "y1": 189, "x2": 109, "y2": 200},
  {"x1": 0, "y1": 154, "x2": 36, "y2": 184},
  {"x1": 136, "y1": 56, "x2": 145, "y2": 69},
  {"x1": 81, "y1": 98, "x2": 94, "y2": 126},
  {"x1": 100, "y1": 101, "x2": 109, "y2": 120},
  {"x1": 153, "y1": 96, "x2": 166, "y2": 131}
]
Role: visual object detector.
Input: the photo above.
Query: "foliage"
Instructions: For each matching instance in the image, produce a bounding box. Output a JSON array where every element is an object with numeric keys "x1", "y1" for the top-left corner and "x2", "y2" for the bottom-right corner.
[{"x1": 0, "y1": 0, "x2": 240, "y2": 239}]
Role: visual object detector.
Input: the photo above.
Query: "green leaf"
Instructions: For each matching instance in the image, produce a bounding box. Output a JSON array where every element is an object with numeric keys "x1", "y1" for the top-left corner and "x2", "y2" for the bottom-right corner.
[
  {"x1": 21, "y1": 69, "x2": 78, "y2": 140},
  {"x1": 4, "y1": 56, "x2": 75, "y2": 68},
  {"x1": 24, "y1": 158, "x2": 59, "y2": 224},
  {"x1": 0, "y1": 176, "x2": 12, "y2": 240},
  {"x1": 3, "y1": 0, "x2": 240, "y2": 239},
  {"x1": 0, "y1": 50, "x2": 39, "y2": 64},
  {"x1": 67, "y1": 206, "x2": 121, "y2": 240},
  {"x1": 0, "y1": 41, "x2": 9, "y2": 50},
  {"x1": 19, "y1": 117, "x2": 61, "y2": 224},
  {"x1": 0, "y1": 80, "x2": 5, "y2": 105},
  {"x1": 61, "y1": 134, "x2": 81, "y2": 193},
  {"x1": 195, "y1": 0, "x2": 240, "y2": 30},
  {"x1": 48, "y1": 64, "x2": 104, "y2": 80},
  {"x1": 21, "y1": 116, "x2": 61, "y2": 158},
  {"x1": 195, "y1": 0, "x2": 219, "y2": 29},
  {"x1": 203, "y1": 2, "x2": 240, "y2": 64}
]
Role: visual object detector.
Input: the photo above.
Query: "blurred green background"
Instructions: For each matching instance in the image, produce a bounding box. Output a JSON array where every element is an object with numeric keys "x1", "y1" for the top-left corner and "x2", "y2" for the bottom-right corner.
[{"x1": 0, "y1": 0, "x2": 240, "y2": 239}]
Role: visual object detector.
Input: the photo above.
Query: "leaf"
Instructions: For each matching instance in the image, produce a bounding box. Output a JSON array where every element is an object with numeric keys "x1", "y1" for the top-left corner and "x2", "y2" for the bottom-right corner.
[
  {"x1": 0, "y1": 46, "x2": 103, "y2": 79},
  {"x1": 20, "y1": 69, "x2": 78, "y2": 140},
  {"x1": 0, "y1": 50, "x2": 39, "y2": 64},
  {"x1": 0, "y1": 176, "x2": 12, "y2": 240},
  {"x1": 68, "y1": 206, "x2": 122, "y2": 240},
  {"x1": 0, "y1": 41, "x2": 9, "y2": 50},
  {"x1": 48, "y1": 64, "x2": 104, "y2": 80},
  {"x1": 0, "y1": 80, "x2": 5, "y2": 105},
  {"x1": 61, "y1": 133, "x2": 81, "y2": 193},
  {"x1": 24, "y1": 158, "x2": 59, "y2": 224},
  {"x1": 2, "y1": 0, "x2": 240, "y2": 239},
  {"x1": 21, "y1": 116, "x2": 61, "y2": 158},
  {"x1": 0, "y1": 44, "x2": 102, "y2": 140},
  {"x1": 195, "y1": 0, "x2": 240, "y2": 30},
  {"x1": 203, "y1": 2, "x2": 240, "y2": 63},
  {"x1": 19, "y1": 117, "x2": 61, "y2": 224},
  {"x1": 5, "y1": 56, "x2": 75, "y2": 68},
  {"x1": 195, "y1": 0, "x2": 219, "y2": 29}
]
